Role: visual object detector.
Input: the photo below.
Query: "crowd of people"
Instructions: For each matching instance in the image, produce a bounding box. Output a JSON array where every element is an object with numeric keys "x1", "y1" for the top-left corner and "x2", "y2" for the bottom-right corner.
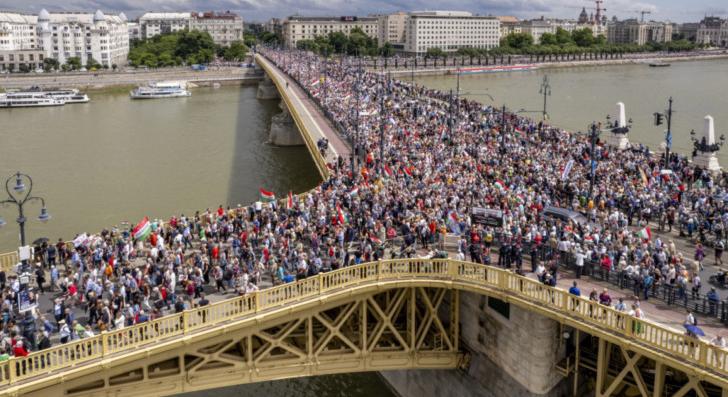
[{"x1": 1, "y1": 48, "x2": 727, "y2": 360}]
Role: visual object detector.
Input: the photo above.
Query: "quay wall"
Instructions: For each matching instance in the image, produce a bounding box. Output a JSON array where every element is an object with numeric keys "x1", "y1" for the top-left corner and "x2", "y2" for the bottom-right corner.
[
  {"x1": 381, "y1": 291, "x2": 571, "y2": 397},
  {"x1": 0, "y1": 68, "x2": 263, "y2": 90}
]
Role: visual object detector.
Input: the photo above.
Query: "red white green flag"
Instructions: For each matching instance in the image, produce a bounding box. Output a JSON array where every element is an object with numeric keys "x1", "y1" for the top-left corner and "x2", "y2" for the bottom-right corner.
[
  {"x1": 259, "y1": 188, "x2": 276, "y2": 202},
  {"x1": 337, "y1": 205, "x2": 349, "y2": 225},
  {"x1": 132, "y1": 216, "x2": 152, "y2": 241},
  {"x1": 638, "y1": 227, "x2": 652, "y2": 240},
  {"x1": 286, "y1": 191, "x2": 294, "y2": 210}
]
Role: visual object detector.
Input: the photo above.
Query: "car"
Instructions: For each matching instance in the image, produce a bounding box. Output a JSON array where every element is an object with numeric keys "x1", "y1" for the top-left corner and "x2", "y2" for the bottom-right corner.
[{"x1": 542, "y1": 206, "x2": 589, "y2": 226}]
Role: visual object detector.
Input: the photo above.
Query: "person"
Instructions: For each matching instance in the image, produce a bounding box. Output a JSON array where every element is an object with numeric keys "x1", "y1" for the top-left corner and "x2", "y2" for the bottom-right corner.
[
  {"x1": 710, "y1": 334, "x2": 726, "y2": 366},
  {"x1": 707, "y1": 287, "x2": 720, "y2": 315},
  {"x1": 614, "y1": 297, "x2": 627, "y2": 312},
  {"x1": 197, "y1": 293, "x2": 210, "y2": 307},
  {"x1": 685, "y1": 309, "x2": 697, "y2": 328},
  {"x1": 715, "y1": 239, "x2": 724, "y2": 266},
  {"x1": 574, "y1": 247, "x2": 585, "y2": 279},
  {"x1": 37, "y1": 331, "x2": 51, "y2": 350},
  {"x1": 58, "y1": 320, "x2": 71, "y2": 344},
  {"x1": 13, "y1": 340, "x2": 28, "y2": 357},
  {"x1": 629, "y1": 304, "x2": 645, "y2": 334},
  {"x1": 599, "y1": 288, "x2": 612, "y2": 306},
  {"x1": 568, "y1": 281, "x2": 581, "y2": 297},
  {"x1": 34, "y1": 264, "x2": 46, "y2": 294},
  {"x1": 691, "y1": 274, "x2": 701, "y2": 300}
]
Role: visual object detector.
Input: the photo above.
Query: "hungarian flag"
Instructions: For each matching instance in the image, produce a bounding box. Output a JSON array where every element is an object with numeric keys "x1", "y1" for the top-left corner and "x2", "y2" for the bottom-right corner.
[
  {"x1": 133, "y1": 217, "x2": 152, "y2": 241},
  {"x1": 383, "y1": 165, "x2": 393, "y2": 178},
  {"x1": 348, "y1": 186, "x2": 359, "y2": 198},
  {"x1": 369, "y1": 233, "x2": 382, "y2": 244},
  {"x1": 286, "y1": 191, "x2": 294, "y2": 210},
  {"x1": 336, "y1": 205, "x2": 349, "y2": 225},
  {"x1": 494, "y1": 180, "x2": 508, "y2": 191},
  {"x1": 447, "y1": 211, "x2": 461, "y2": 235},
  {"x1": 638, "y1": 227, "x2": 652, "y2": 240},
  {"x1": 259, "y1": 188, "x2": 276, "y2": 202}
]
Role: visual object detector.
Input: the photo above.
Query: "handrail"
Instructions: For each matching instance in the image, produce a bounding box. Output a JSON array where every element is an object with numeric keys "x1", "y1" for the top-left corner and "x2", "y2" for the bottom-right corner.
[
  {"x1": 1, "y1": 259, "x2": 726, "y2": 389},
  {"x1": 254, "y1": 54, "x2": 330, "y2": 180}
]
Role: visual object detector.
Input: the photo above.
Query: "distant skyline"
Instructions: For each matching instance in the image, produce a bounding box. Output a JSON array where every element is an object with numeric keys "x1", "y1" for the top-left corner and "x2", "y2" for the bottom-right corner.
[{"x1": 0, "y1": 0, "x2": 724, "y2": 23}]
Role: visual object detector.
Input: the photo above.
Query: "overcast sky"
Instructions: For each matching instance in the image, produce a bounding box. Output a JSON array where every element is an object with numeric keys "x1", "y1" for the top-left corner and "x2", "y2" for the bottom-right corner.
[{"x1": 0, "y1": 0, "x2": 723, "y2": 23}]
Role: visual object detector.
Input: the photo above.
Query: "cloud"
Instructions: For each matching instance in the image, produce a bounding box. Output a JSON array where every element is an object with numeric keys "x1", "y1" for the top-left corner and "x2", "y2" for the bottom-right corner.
[{"x1": 0, "y1": 0, "x2": 717, "y2": 22}]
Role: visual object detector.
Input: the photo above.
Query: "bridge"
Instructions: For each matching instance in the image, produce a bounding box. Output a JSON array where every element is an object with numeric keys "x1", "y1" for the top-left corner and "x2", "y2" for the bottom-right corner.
[{"x1": 0, "y1": 259, "x2": 725, "y2": 397}]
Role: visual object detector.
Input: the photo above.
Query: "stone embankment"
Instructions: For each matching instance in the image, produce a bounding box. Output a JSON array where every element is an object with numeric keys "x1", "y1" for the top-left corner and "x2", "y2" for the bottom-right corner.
[{"x1": 0, "y1": 66, "x2": 263, "y2": 90}]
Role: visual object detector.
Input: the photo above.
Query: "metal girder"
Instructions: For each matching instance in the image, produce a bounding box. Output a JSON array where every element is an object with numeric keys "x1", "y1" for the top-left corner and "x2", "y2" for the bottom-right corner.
[{"x1": 24, "y1": 286, "x2": 459, "y2": 397}]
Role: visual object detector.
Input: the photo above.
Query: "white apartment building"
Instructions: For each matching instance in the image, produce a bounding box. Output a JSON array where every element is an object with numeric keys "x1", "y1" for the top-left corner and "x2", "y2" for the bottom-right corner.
[
  {"x1": 35, "y1": 9, "x2": 129, "y2": 67},
  {"x1": 282, "y1": 16, "x2": 378, "y2": 48},
  {"x1": 519, "y1": 20, "x2": 555, "y2": 44},
  {"x1": 139, "y1": 12, "x2": 191, "y2": 39},
  {"x1": 190, "y1": 11, "x2": 244, "y2": 46},
  {"x1": 404, "y1": 11, "x2": 500, "y2": 54},
  {"x1": 0, "y1": 12, "x2": 37, "y2": 51},
  {"x1": 377, "y1": 12, "x2": 407, "y2": 46},
  {"x1": 607, "y1": 19, "x2": 673, "y2": 45},
  {"x1": 497, "y1": 16, "x2": 521, "y2": 38},
  {"x1": 128, "y1": 21, "x2": 141, "y2": 42},
  {"x1": 696, "y1": 17, "x2": 727, "y2": 47}
]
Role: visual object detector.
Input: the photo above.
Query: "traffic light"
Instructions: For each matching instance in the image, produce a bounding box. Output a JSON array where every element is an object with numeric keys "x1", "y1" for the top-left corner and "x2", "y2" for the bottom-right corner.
[{"x1": 654, "y1": 112, "x2": 664, "y2": 126}]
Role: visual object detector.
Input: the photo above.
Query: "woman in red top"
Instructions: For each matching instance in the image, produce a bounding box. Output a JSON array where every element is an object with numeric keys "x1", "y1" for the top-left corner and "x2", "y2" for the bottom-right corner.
[{"x1": 13, "y1": 341, "x2": 28, "y2": 357}]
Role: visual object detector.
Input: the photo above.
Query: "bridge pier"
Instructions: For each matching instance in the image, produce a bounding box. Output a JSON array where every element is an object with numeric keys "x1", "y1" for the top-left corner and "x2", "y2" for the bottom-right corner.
[
  {"x1": 256, "y1": 75, "x2": 280, "y2": 100},
  {"x1": 381, "y1": 291, "x2": 573, "y2": 397},
  {"x1": 269, "y1": 101, "x2": 304, "y2": 146}
]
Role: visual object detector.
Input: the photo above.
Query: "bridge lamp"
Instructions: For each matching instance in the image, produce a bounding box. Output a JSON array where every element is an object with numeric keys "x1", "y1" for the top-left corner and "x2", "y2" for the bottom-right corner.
[
  {"x1": 38, "y1": 207, "x2": 51, "y2": 223},
  {"x1": 13, "y1": 173, "x2": 25, "y2": 193}
]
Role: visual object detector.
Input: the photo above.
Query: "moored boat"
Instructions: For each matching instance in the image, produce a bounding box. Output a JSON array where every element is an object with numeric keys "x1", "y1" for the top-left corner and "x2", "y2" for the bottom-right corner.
[
  {"x1": 0, "y1": 92, "x2": 65, "y2": 108},
  {"x1": 130, "y1": 81, "x2": 191, "y2": 99}
]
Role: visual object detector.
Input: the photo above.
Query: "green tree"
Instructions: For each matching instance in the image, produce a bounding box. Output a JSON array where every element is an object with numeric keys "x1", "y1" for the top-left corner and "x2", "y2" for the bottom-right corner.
[
  {"x1": 572, "y1": 28, "x2": 594, "y2": 47},
  {"x1": 66, "y1": 57, "x2": 82, "y2": 70},
  {"x1": 539, "y1": 32, "x2": 558, "y2": 46},
  {"x1": 223, "y1": 41, "x2": 248, "y2": 61},
  {"x1": 327, "y1": 32, "x2": 349, "y2": 54},
  {"x1": 175, "y1": 30, "x2": 216, "y2": 61},
  {"x1": 555, "y1": 27, "x2": 573, "y2": 46},
  {"x1": 379, "y1": 42, "x2": 394, "y2": 57},
  {"x1": 86, "y1": 56, "x2": 101, "y2": 70},
  {"x1": 426, "y1": 47, "x2": 445, "y2": 58},
  {"x1": 594, "y1": 34, "x2": 607, "y2": 46},
  {"x1": 243, "y1": 33, "x2": 257, "y2": 48},
  {"x1": 42, "y1": 58, "x2": 59, "y2": 71},
  {"x1": 502, "y1": 33, "x2": 534, "y2": 49}
]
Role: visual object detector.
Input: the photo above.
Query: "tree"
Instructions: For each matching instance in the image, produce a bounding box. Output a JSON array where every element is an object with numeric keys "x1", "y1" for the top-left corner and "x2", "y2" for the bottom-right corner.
[
  {"x1": 555, "y1": 27, "x2": 573, "y2": 46},
  {"x1": 502, "y1": 33, "x2": 534, "y2": 50},
  {"x1": 572, "y1": 28, "x2": 594, "y2": 47},
  {"x1": 243, "y1": 33, "x2": 257, "y2": 48},
  {"x1": 66, "y1": 57, "x2": 82, "y2": 70},
  {"x1": 380, "y1": 42, "x2": 394, "y2": 57},
  {"x1": 594, "y1": 34, "x2": 607, "y2": 46},
  {"x1": 540, "y1": 33, "x2": 558, "y2": 46},
  {"x1": 426, "y1": 47, "x2": 445, "y2": 58},
  {"x1": 86, "y1": 56, "x2": 101, "y2": 70},
  {"x1": 42, "y1": 58, "x2": 59, "y2": 71},
  {"x1": 223, "y1": 41, "x2": 248, "y2": 61},
  {"x1": 175, "y1": 30, "x2": 216, "y2": 62},
  {"x1": 327, "y1": 32, "x2": 349, "y2": 54}
]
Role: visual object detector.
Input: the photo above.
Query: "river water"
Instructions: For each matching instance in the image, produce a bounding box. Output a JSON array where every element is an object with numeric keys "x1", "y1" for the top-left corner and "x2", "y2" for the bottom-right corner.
[
  {"x1": 0, "y1": 59, "x2": 726, "y2": 396},
  {"x1": 416, "y1": 58, "x2": 728, "y2": 163}
]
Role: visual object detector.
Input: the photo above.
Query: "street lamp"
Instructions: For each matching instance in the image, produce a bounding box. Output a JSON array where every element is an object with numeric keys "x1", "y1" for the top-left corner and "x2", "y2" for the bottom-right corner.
[
  {"x1": 653, "y1": 97, "x2": 674, "y2": 168},
  {"x1": 0, "y1": 172, "x2": 51, "y2": 248},
  {"x1": 539, "y1": 75, "x2": 551, "y2": 120},
  {"x1": 587, "y1": 122, "x2": 601, "y2": 201},
  {"x1": 690, "y1": 129, "x2": 726, "y2": 156}
]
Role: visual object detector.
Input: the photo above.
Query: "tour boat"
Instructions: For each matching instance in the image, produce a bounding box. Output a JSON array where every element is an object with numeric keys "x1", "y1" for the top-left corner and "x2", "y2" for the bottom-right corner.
[
  {"x1": 648, "y1": 62, "x2": 670, "y2": 67},
  {"x1": 0, "y1": 92, "x2": 65, "y2": 108},
  {"x1": 130, "y1": 81, "x2": 191, "y2": 99},
  {"x1": 456, "y1": 64, "x2": 539, "y2": 75},
  {"x1": 11, "y1": 87, "x2": 90, "y2": 104}
]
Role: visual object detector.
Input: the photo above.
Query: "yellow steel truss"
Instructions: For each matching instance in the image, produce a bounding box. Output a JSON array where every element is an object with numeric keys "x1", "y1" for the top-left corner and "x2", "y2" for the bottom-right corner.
[{"x1": 0, "y1": 259, "x2": 726, "y2": 397}]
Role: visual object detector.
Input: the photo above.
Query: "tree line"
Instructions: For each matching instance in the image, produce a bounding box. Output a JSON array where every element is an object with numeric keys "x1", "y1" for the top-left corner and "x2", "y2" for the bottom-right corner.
[
  {"x1": 294, "y1": 27, "x2": 395, "y2": 57},
  {"x1": 128, "y1": 30, "x2": 249, "y2": 68}
]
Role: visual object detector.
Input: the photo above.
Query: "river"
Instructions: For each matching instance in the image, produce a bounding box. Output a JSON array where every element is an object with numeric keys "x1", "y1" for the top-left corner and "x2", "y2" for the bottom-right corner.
[{"x1": 415, "y1": 58, "x2": 728, "y2": 163}]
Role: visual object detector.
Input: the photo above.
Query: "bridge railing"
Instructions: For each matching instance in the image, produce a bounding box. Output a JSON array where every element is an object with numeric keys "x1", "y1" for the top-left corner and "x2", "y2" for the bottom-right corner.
[
  {"x1": 1, "y1": 259, "x2": 727, "y2": 387},
  {"x1": 0, "y1": 251, "x2": 17, "y2": 273}
]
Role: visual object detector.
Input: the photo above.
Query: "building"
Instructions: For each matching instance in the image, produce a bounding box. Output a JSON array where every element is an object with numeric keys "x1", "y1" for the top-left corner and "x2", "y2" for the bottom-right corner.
[
  {"x1": 282, "y1": 16, "x2": 378, "y2": 49},
  {"x1": 520, "y1": 19, "x2": 555, "y2": 44},
  {"x1": 0, "y1": 49, "x2": 44, "y2": 71},
  {"x1": 265, "y1": 18, "x2": 283, "y2": 36},
  {"x1": 377, "y1": 12, "x2": 407, "y2": 46},
  {"x1": 497, "y1": 16, "x2": 520, "y2": 38},
  {"x1": 696, "y1": 17, "x2": 727, "y2": 47},
  {"x1": 607, "y1": 19, "x2": 673, "y2": 45},
  {"x1": 139, "y1": 12, "x2": 191, "y2": 39},
  {"x1": 127, "y1": 21, "x2": 141, "y2": 42},
  {"x1": 36, "y1": 9, "x2": 129, "y2": 68},
  {"x1": 676, "y1": 22, "x2": 699, "y2": 42},
  {"x1": 0, "y1": 12, "x2": 38, "y2": 51},
  {"x1": 404, "y1": 11, "x2": 500, "y2": 54},
  {"x1": 190, "y1": 11, "x2": 243, "y2": 46}
]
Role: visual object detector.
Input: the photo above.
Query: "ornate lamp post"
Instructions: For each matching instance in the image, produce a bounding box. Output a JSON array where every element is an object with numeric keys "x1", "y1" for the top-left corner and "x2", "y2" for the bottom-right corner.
[
  {"x1": 0, "y1": 172, "x2": 52, "y2": 248},
  {"x1": 539, "y1": 75, "x2": 551, "y2": 120}
]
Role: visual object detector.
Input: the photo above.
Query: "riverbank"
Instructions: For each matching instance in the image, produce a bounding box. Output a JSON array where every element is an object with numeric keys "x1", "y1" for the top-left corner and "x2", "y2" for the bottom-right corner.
[
  {"x1": 386, "y1": 51, "x2": 728, "y2": 77},
  {"x1": 0, "y1": 67, "x2": 263, "y2": 90}
]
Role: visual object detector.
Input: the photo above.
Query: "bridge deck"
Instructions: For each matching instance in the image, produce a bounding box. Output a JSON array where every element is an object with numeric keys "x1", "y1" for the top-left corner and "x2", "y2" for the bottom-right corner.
[{"x1": 256, "y1": 54, "x2": 351, "y2": 177}]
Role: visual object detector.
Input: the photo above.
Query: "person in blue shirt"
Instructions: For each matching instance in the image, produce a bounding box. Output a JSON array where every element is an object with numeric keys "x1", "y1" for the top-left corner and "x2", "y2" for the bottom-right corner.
[
  {"x1": 569, "y1": 281, "x2": 581, "y2": 296},
  {"x1": 707, "y1": 287, "x2": 720, "y2": 315}
]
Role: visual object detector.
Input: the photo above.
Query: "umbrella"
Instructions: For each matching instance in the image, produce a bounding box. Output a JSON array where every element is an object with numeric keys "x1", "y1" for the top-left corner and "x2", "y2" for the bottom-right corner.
[
  {"x1": 683, "y1": 324, "x2": 705, "y2": 337},
  {"x1": 32, "y1": 237, "x2": 49, "y2": 246}
]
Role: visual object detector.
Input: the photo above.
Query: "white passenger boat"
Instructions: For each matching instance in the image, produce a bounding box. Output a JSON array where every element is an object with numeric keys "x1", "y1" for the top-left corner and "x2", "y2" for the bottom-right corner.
[
  {"x1": 0, "y1": 92, "x2": 65, "y2": 108},
  {"x1": 12, "y1": 87, "x2": 90, "y2": 104},
  {"x1": 130, "y1": 81, "x2": 191, "y2": 99}
]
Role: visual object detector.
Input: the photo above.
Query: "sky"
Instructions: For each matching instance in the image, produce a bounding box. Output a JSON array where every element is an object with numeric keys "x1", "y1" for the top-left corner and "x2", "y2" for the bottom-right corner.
[{"x1": 0, "y1": 0, "x2": 724, "y2": 23}]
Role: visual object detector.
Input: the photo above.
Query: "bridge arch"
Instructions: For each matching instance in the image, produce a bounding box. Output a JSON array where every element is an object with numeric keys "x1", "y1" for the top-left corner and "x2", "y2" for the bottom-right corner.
[{"x1": 2, "y1": 260, "x2": 727, "y2": 397}]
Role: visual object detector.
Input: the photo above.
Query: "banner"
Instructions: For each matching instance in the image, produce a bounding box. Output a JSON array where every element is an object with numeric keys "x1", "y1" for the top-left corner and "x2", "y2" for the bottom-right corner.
[{"x1": 561, "y1": 160, "x2": 575, "y2": 181}]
